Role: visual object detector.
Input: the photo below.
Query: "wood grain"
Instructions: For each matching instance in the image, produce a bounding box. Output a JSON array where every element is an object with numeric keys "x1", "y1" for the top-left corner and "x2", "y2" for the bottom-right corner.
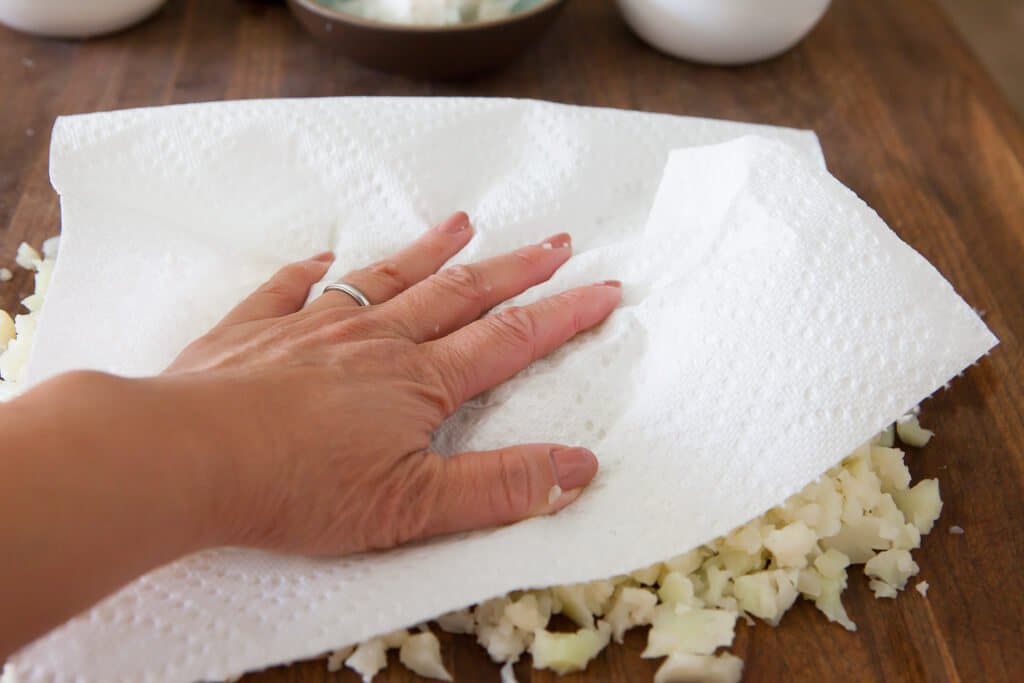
[{"x1": 1, "y1": 1, "x2": 1021, "y2": 681}]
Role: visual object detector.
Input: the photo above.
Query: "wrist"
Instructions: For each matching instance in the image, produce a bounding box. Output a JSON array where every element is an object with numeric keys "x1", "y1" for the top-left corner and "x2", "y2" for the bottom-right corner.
[{"x1": 8, "y1": 370, "x2": 227, "y2": 556}]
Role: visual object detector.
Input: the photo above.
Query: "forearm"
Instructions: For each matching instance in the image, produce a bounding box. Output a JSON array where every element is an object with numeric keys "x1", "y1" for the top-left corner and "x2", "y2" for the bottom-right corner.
[{"x1": 0, "y1": 371, "x2": 221, "y2": 658}]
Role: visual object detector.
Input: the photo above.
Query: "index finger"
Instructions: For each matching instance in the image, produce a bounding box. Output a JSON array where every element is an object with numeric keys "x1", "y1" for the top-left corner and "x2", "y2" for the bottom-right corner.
[{"x1": 427, "y1": 281, "x2": 622, "y2": 409}]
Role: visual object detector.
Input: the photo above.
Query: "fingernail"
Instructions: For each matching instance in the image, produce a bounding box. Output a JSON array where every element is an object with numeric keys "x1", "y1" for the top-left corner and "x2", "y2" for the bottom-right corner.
[
  {"x1": 597, "y1": 279, "x2": 621, "y2": 288},
  {"x1": 311, "y1": 251, "x2": 335, "y2": 262},
  {"x1": 438, "y1": 212, "x2": 472, "y2": 234},
  {"x1": 550, "y1": 447, "x2": 597, "y2": 490},
  {"x1": 540, "y1": 233, "x2": 572, "y2": 250}
]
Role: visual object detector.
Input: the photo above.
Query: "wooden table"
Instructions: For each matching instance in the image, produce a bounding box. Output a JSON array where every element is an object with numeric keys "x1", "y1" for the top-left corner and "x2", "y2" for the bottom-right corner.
[{"x1": 2, "y1": 1, "x2": 1021, "y2": 681}]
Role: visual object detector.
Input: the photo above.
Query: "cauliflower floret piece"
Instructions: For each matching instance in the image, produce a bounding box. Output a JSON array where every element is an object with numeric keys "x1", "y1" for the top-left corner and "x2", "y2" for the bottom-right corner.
[
  {"x1": 820, "y1": 513, "x2": 889, "y2": 563},
  {"x1": 326, "y1": 645, "x2": 354, "y2": 672},
  {"x1": 552, "y1": 580, "x2": 614, "y2": 628},
  {"x1": 505, "y1": 593, "x2": 551, "y2": 633},
  {"x1": 893, "y1": 479, "x2": 942, "y2": 534},
  {"x1": 475, "y1": 598, "x2": 529, "y2": 663},
  {"x1": 864, "y1": 549, "x2": 919, "y2": 595},
  {"x1": 813, "y1": 569, "x2": 856, "y2": 631},
  {"x1": 662, "y1": 549, "x2": 705, "y2": 577},
  {"x1": 732, "y1": 570, "x2": 799, "y2": 626},
  {"x1": 764, "y1": 521, "x2": 818, "y2": 568},
  {"x1": 870, "y1": 446, "x2": 912, "y2": 492},
  {"x1": 654, "y1": 652, "x2": 744, "y2": 683},
  {"x1": 399, "y1": 631, "x2": 452, "y2": 681},
  {"x1": 642, "y1": 605, "x2": 737, "y2": 658},
  {"x1": 658, "y1": 572, "x2": 702, "y2": 608},
  {"x1": 530, "y1": 621, "x2": 611, "y2": 675},
  {"x1": 897, "y1": 416, "x2": 934, "y2": 447},
  {"x1": 345, "y1": 639, "x2": 387, "y2": 683},
  {"x1": 723, "y1": 520, "x2": 765, "y2": 555},
  {"x1": 813, "y1": 548, "x2": 851, "y2": 579},
  {"x1": 0, "y1": 311, "x2": 14, "y2": 349},
  {"x1": 436, "y1": 608, "x2": 475, "y2": 634},
  {"x1": 604, "y1": 586, "x2": 658, "y2": 642},
  {"x1": 14, "y1": 242, "x2": 40, "y2": 269},
  {"x1": 872, "y1": 423, "x2": 896, "y2": 447},
  {"x1": 630, "y1": 563, "x2": 661, "y2": 585}
]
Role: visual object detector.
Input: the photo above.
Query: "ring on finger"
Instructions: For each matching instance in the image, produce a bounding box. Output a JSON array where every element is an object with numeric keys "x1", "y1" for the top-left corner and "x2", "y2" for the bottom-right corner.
[{"x1": 322, "y1": 282, "x2": 372, "y2": 307}]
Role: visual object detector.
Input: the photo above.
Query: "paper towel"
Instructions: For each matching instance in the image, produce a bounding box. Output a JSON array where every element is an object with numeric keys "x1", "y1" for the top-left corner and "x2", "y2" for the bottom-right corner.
[{"x1": 8, "y1": 98, "x2": 995, "y2": 683}]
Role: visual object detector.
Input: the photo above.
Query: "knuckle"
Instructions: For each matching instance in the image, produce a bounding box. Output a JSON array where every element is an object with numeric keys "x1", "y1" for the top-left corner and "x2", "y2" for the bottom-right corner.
[
  {"x1": 513, "y1": 246, "x2": 545, "y2": 269},
  {"x1": 490, "y1": 307, "x2": 538, "y2": 350},
  {"x1": 494, "y1": 450, "x2": 536, "y2": 520},
  {"x1": 435, "y1": 265, "x2": 486, "y2": 308},
  {"x1": 364, "y1": 260, "x2": 408, "y2": 295},
  {"x1": 419, "y1": 351, "x2": 467, "y2": 416}
]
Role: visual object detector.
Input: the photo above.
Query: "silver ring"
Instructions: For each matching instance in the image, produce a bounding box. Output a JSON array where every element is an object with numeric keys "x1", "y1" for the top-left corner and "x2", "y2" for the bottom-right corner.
[{"x1": 322, "y1": 282, "x2": 372, "y2": 307}]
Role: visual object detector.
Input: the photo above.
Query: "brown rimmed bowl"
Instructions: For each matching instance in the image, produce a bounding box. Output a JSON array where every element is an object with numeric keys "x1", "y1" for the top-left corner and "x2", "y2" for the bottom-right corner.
[{"x1": 286, "y1": 0, "x2": 568, "y2": 80}]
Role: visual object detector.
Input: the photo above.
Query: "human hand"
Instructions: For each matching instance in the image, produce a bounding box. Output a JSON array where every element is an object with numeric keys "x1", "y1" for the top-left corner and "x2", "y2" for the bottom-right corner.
[{"x1": 165, "y1": 212, "x2": 621, "y2": 556}]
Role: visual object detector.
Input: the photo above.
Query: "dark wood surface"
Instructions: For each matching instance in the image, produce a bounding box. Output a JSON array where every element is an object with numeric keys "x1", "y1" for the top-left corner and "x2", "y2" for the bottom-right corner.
[{"x1": 2, "y1": 1, "x2": 1022, "y2": 681}]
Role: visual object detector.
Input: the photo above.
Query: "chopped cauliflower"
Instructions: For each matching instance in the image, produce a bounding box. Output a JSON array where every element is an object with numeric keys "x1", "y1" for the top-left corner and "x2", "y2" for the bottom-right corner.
[
  {"x1": 345, "y1": 639, "x2": 387, "y2": 683},
  {"x1": 654, "y1": 652, "x2": 744, "y2": 683},
  {"x1": 605, "y1": 586, "x2": 658, "y2": 642},
  {"x1": 733, "y1": 570, "x2": 799, "y2": 625},
  {"x1": 530, "y1": 621, "x2": 612, "y2": 675},
  {"x1": 764, "y1": 521, "x2": 818, "y2": 568},
  {"x1": 893, "y1": 479, "x2": 942, "y2": 534},
  {"x1": 399, "y1": 631, "x2": 452, "y2": 681},
  {"x1": 642, "y1": 605, "x2": 737, "y2": 658},
  {"x1": 864, "y1": 549, "x2": 919, "y2": 595},
  {"x1": 897, "y1": 416, "x2": 934, "y2": 447},
  {"x1": 436, "y1": 608, "x2": 474, "y2": 634}
]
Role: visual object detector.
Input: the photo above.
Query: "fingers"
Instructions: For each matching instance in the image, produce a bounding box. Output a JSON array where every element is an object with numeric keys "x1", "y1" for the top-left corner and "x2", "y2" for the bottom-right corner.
[
  {"x1": 307, "y1": 212, "x2": 473, "y2": 312},
  {"x1": 417, "y1": 445, "x2": 598, "y2": 540},
  {"x1": 218, "y1": 252, "x2": 336, "y2": 326},
  {"x1": 379, "y1": 233, "x2": 573, "y2": 342},
  {"x1": 428, "y1": 281, "x2": 622, "y2": 407}
]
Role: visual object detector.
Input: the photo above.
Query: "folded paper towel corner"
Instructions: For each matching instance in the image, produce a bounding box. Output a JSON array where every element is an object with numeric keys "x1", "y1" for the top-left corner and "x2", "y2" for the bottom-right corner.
[{"x1": 9, "y1": 98, "x2": 996, "y2": 683}]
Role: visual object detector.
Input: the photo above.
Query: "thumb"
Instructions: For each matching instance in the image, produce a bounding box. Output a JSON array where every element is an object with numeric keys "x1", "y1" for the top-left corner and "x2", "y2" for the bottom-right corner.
[{"x1": 420, "y1": 445, "x2": 598, "y2": 539}]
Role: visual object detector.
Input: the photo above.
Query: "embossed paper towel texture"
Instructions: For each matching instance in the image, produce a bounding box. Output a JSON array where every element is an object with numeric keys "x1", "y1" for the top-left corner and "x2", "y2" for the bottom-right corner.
[{"x1": 10, "y1": 98, "x2": 995, "y2": 683}]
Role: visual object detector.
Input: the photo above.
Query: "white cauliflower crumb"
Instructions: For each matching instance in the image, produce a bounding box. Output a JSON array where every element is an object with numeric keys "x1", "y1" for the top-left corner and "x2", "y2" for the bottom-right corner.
[
  {"x1": 530, "y1": 621, "x2": 611, "y2": 675},
  {"x1": 605, "y1": 586, "x2": 658, "y2": 642},
  {"x1": 14, "y1": 242, "x2": 40, "y2": 269},
  {"x1": 345, "y1": 638, "x2": 388, "y2": 682},
  {"x1": 399, "y1": 631, "x2": 452, "y2": 681},
  {"x1": 949, "y1": 525, "x2": 965, "y2": 535},
  {"x1": 499, "y1": 660, "x2": 518, "y2": 683},
  {"x1": 0, "y1": 311, "x2": 15, "y2": 349},
  {"x1": 642, "y1": 606, "x2": 737, "y2": 658},
  {"x1": 864, "y1": 549, "x2": 919, "y2": 596},
  {"x1": 42, "y1": 236, "x2": 60, "y2": 259},
  {"x1": 897, "y1": 415, "x2": 934, "y2": 447},
  {"x1": 326, "y1": 645, "x2": 354, "y2": 672},
  {"x1": 893, "y1": 479, "x2": 942, "y2": 534},
  {"x1": 916, "y1": 581, "x2": 929, "y2": 597},
  {"x1": 0, "y1": 268, "x2": 12, "y2": 282},
  {"x1": 654, "y1": 652, "x2": 744, "y2": 683},
  {"x1": 764, "y1": 521, "x2": 818, "y2": 568},
  {"x1": 436, "y1": 608, "x2": 475, "y2": 634},
  {"x1": 1, "y1": 238, "x2": 58, "y2": 394}
]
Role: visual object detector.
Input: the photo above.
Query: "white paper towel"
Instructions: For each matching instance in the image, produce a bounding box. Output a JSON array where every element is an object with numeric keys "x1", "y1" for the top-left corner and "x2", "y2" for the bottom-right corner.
[{"x1": 8, "y1": 98, "x2": 995, "y2": 683}]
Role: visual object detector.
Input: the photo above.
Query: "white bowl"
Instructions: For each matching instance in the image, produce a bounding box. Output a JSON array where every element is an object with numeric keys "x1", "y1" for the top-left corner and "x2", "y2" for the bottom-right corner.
[
  {"x1": 617, "y1": 0, "x2": 831, "y2": 66},
  {"x1": 0, "y1": 0, "x2": 167, "y2": 38}
]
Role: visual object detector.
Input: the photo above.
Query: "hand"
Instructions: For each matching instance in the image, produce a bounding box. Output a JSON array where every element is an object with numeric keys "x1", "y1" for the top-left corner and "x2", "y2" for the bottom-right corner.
[{"x1": 165, "y1": 212, "x2": 621, "y2": 556}]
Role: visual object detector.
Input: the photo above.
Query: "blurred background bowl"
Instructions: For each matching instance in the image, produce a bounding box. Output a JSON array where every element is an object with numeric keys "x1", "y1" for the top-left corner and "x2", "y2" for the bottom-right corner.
[
  {"x1": 617, "y1": 0, "x2": 831, "y2": 66},
  {"x1": 0, "y1": 0, "x2": 167, "y2": 38},
  {"x1": 287, "y1": 0, "x2": 568, "y2": 80}
]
